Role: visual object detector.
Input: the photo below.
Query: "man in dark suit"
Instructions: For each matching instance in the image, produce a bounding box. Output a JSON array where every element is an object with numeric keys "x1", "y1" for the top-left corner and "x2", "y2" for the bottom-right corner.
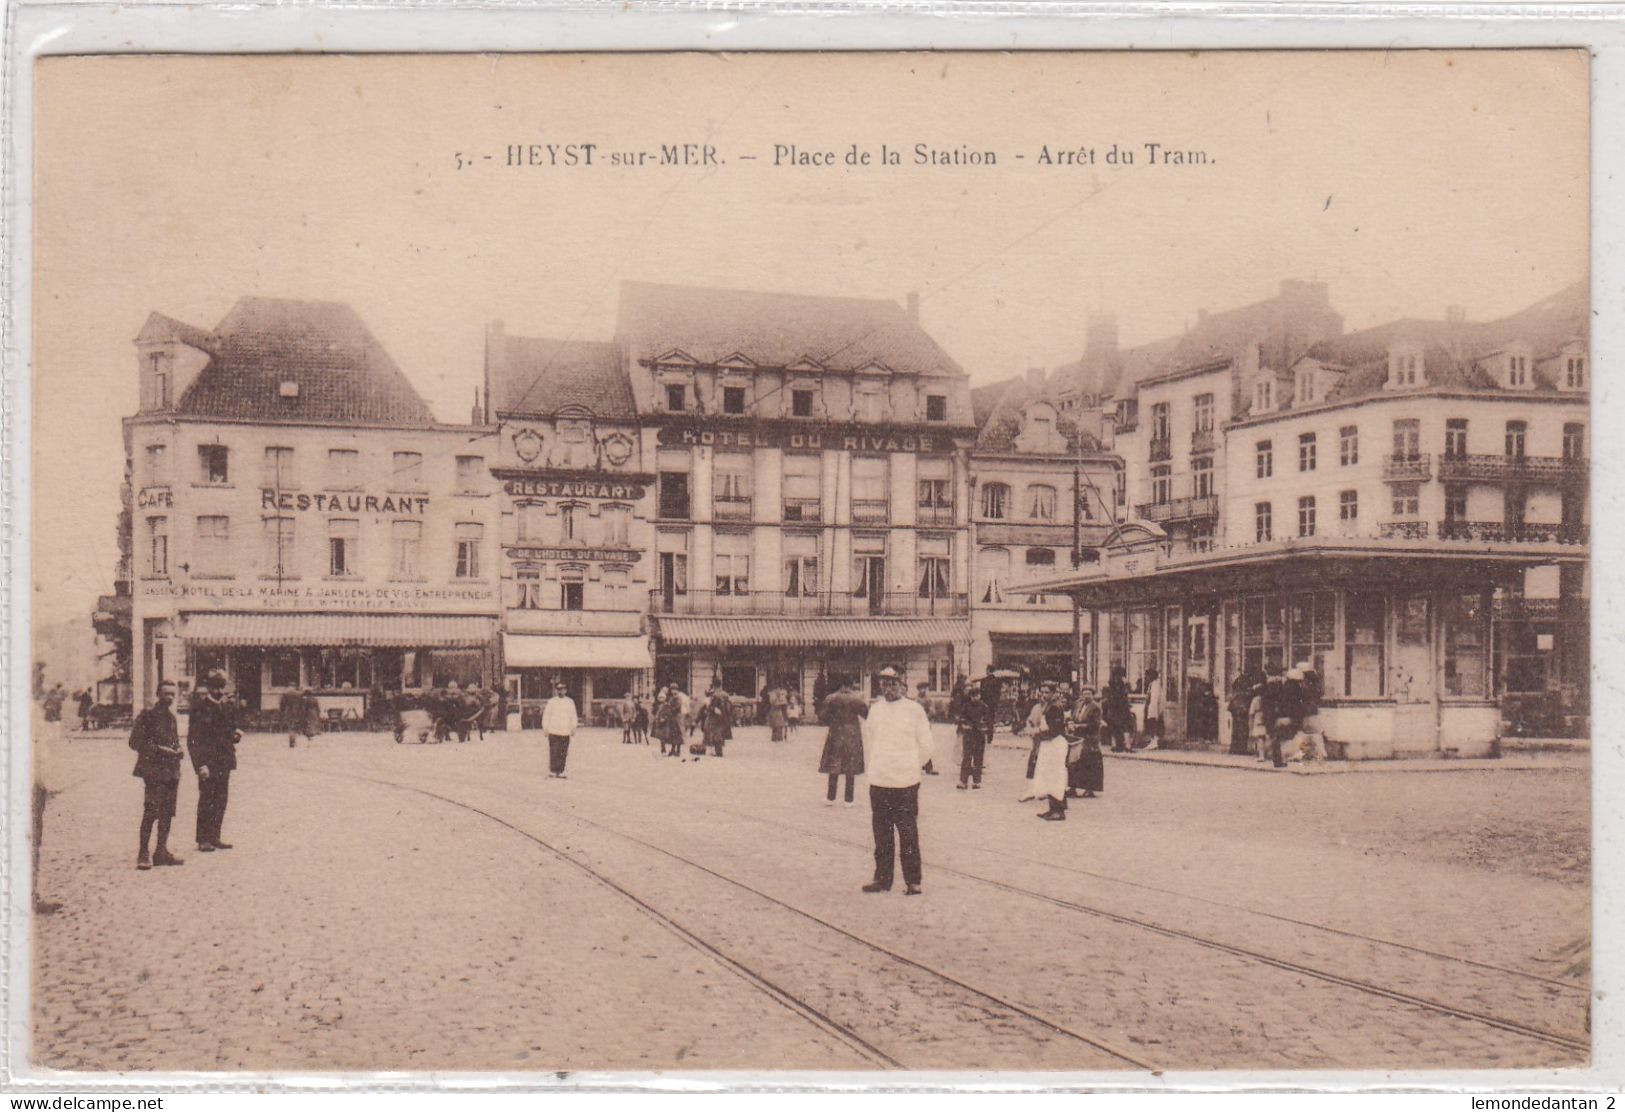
[
  {"x1": 131, "y1": 680, "x2": 185, "y2": 870},
  {"x1": 188, "y1": 670, "x2": 243, "y2": 852}
]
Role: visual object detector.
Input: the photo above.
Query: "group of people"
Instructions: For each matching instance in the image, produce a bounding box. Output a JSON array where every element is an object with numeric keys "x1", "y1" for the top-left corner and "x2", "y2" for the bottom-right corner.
[
  {"x1": 39, "y1": 683, "x2": 99, "y2": 732},
  {"x1": 643, "y1": 683, "x2": 736, "y2": 760},
  {"x1": 388, "y1": 683, "x2": 500, "y2": 746},
  {"x1": 1227, "y1": 662, "x2": 1325, "y2": 767},
  {"x1": 128, "y1": 670, "x2": 243, "y2": 870}
]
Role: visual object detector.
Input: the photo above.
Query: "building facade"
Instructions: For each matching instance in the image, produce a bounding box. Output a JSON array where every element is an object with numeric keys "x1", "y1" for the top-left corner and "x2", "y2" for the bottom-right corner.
[
  {"x1": 483, "y1": 324, "x2": 656, "y2": 724},
  {"x1": 1033, "y1": 281, "x2": 1589, "y2": 756},
  {"x1": 617, "y1": 281, "x2": 977, "y2": 707},
  {"x1": 123, "y1": 299, "x2": 501, "y2": 720}
]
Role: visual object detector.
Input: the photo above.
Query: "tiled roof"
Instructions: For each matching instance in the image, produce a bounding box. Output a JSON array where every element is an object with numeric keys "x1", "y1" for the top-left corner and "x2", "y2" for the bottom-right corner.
[
  {"x1": 616, "y1": 281, "x2": 965, "y2": 377},
  {"x1": 972, "y1": 375, "x2": 1020, "y2": 428},
  {"x1": 136, "y1": 311, "x2": 218, "y2": 354},
  {"x1": 652, "y1": 616, "x2": 969, "y2": 648},
  {"x1": 174, "y1": 298, "x2": 435, "y2": 426},
  {"x1": 974, "y1": 372, "x2": 1099, "y2": 455},
  {"x1": 487, "y1": 333, "x2": 633, "y2": 419}
]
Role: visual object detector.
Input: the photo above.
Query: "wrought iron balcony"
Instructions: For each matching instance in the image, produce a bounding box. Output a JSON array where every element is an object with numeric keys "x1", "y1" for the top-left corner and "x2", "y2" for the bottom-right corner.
[
  {"x1": 1190, "y1": 427, "x2": 1216, "y2": 454},
  {"x1": 916, "y1": 503, "x2": 956, "y2": 526},
  {"x1": 1437, "y1": 520, "x2": 1589, "y2": 545},
  {"x1": 782, "y1": 498, "x2": 822, "y2": 523},
  {"x1": 1383, "y1": 454, "x2": 1433, "y2": 482},
  {"x1": 1135, "y1": 495, "x2": 1219, "y2": 524},
  {"x1": 1436, "y1": 453, "x2": 1588, "y2": 486},
  {"x1": 1379, "y1": 520, "x2": 1431, "y2": 540},
  {"x1": 1149, "y1": 437, "x2": 1173, "y2": 462},
  {"x1": 649, "y1": 588, "x2": 969, "y2": 617},
  {"x1": 851, "y1": 499, "x2": 890, "y2": 524}
]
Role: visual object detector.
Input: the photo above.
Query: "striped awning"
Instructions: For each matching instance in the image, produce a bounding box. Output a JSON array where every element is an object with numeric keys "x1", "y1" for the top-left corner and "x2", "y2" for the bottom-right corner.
[
  {"x1": 180, "y1": 612, "x2": 495, "y2": 648},
  {"x1": 653, "y1": 616, "x2": 967, "y2": 649}
]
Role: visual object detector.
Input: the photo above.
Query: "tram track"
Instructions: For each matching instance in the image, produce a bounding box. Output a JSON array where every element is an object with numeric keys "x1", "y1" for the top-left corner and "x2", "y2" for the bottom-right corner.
[
  {"x1": 392, "y1": 755, "x2": 1588, "y2": 1061},
  {"x1": 305, "y1": 765, "x2": 1162, "y2": 1072}
]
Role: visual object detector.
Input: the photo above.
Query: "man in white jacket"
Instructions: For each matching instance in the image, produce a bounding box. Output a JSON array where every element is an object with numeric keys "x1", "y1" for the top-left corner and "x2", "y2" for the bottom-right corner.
[
  {"x1": 861, "y1": 667, "x2": 934, "y2": 896},
  {"x1": 541, "y1": 679, "x2": 579, "y2": 779}
]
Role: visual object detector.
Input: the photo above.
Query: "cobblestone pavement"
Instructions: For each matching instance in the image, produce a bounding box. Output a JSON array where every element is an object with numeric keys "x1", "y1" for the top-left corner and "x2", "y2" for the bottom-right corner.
[{"x1": 31, "y1": 723, "x2": 1589, "y2": 1073}]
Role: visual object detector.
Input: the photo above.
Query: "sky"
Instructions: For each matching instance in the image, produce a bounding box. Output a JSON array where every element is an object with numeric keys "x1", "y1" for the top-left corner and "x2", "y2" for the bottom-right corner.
[{"x1": 30, "y1": 50, "x2": 1588, "y2": 635}]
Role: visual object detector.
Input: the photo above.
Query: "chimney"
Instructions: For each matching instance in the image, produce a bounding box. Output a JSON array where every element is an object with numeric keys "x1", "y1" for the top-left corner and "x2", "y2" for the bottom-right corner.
[
  {"x1": 471, "y1": 388, "x2": 483, "y2": 426},
  {"x1": 906, "y1": 291, "x2": 920, "y2": 322},
  {"x1": 1085, "y1": 313, "x2": 1118, "y2": 357}
]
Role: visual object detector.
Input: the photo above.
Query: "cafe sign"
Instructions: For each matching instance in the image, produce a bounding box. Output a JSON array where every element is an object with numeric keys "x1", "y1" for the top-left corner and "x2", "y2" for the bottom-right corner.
[{"x1": 137, "y1": 486, "x2": 173, "y2": 509}]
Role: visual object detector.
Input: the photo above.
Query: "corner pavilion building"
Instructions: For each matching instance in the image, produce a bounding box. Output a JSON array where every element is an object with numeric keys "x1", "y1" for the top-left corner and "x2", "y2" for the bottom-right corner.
[
  {"x1": 121, "y1": 298, "x2": 501, "y2": 719},
  {"x1": 1028, "y1": 282, "x2": 1589, "y2": 758},
  {"x1": 617, "y1": 281, "x2": 978, "y2": 705}
]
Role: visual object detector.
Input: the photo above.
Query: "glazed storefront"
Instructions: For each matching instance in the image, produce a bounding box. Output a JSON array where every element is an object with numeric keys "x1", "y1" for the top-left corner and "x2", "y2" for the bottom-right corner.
[{"x1": 1048, "y1": 536, "x2": 1584, "y2": 759}]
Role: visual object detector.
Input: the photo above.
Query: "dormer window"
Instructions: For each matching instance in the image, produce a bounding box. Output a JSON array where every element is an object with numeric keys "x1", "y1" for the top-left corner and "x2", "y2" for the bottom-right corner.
[
  {"x1": 1296, "y1": 368, "x2": 1316, "y2": 405},
  {"x1": 1388, "y1": 344, "x2": 1424, "y2": 388},
  {"x1": 1254, "y1": 377, "x2": 1274, "y2": 413},
  {"x1": 792, "y1": 388, "x2": 815, "y2": 417},
  {"x1": 925, "y1": 394, "x2": 948, "y2": 422},
  {"x1": 722, "y1": 385, "x2": 746, "y2": 415},
  {"x1": 665, "y1": 384, "x2": 686, "y2": 412},
  {"x1": 1564, "y1": 354, "x2": 1586, "y2": 390},
  {"x1": 1505, "y1": 348, "x2": 1532, "y2": 389}
]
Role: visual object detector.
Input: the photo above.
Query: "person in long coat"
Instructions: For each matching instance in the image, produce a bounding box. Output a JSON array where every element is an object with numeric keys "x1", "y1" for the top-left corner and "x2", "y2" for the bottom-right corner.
[
  {"x1": 1030, "y1": 689, "x2": 1072, "y2": 820},
  {"x1": 187, "y1": 670, "x2": 242, "y2": 852},
  {"x1": 766, "y1": 684, "x2": 790, "y2": 742},
  {"x1": 818, "y1": 677, "x2": 867, "y2": 806},
  {"x1": 701, "y1": 688, "x2": 734, "y2": 757},
  {"x1": 653, "y1": 689, "x2": 685, "y2": 759},
  {"x1": 1102, "y1": 665, "x2": 1134, "y2": 752},
  {"x1": 1067, "y1": 687, "x2": 1104, "y2": 798},
  {"x1": 1227, "y1": 672, "x2": 1256, "y2": 756},
  {"x1": 952, "y1": 678, "x2": 993, "y2": 790}
]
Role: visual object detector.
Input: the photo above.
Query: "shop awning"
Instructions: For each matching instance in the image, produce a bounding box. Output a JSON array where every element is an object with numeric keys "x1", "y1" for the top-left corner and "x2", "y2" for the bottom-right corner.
[
  {"x1": 181, "y1": 612, "x2": 495, "y2": 648},
  {"x1": 653, "y1": 617, "x2": 967, "y2": 649},
  {"x1": 502, "y1": 633, "x2": 652, "y2": 670}
]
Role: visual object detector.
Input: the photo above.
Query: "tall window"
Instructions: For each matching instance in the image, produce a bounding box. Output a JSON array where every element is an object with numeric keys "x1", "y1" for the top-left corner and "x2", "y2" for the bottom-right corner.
[
  {"x1": 1192, "y1": 457, "x2": 1213, "y2": 499},
  {"x1": 1255, "y1": 440, "x2": 1273, "y2": 479},
  {"x1": 147, "y1": 354, "x2": 170, "y2": 409},
  {"x1": 1027, "y1": 484, "x2": 1057, "y2": 520},
  {"x1": 560, "y1": 567, "x2": 585, "y2": 611},
  {"x1": 979, "y1": 546, "x2": 1009, "y2": 604},
  {"x1": 658, "y1": 532, "x2": 689, "y2": 601},
  {"x1": 1151, "y1": 402, "x2": 1171, "y2": 441},
  {"x1": 602, "y1": 504, "x2": 632, "y2": 546},
  {"x1": 1339, "y1": 490, "x2": 1358, "y2": 524},
  {"x1": 1444, "y1": 485, "x2": 1467, "y2": 523},
  {"x1": 791, "y1": 389, "x2": 815, "y2": 417},
  {"x1": 981, "y1": 482, "x2": 1010, "y2": 520},
  {"x1": 1344, "y1": 592, "x2": 1386, "y2": 697},
  {"x1": 1565, "y1": 355, "x2": 1586, "y2": 390},
  {"x1": 1023, "y1": 548, "x2": 1056, "y2": 604},
  {"x1": 851, "y1": 457, "x2": 889, "y2": 521},
  {"x1": 714, "y1": 532, "x2": 750, "y2": 595},
  {"x1": 1297, "y1": 496, "x2": 1316, "y2": 537},
  {"x1": 1504, "y1": 489, "x2": 1527, "y2": 528},
  {"x1": 917, "y1": 536, "x2": 952, "y2": 599},
  {"x1": 1444, "y1": 418, "x2": 1468, "y2": 459},
  {"x1": 456, "y1": 455, "x2": 484, "y2": 493},
  {"x1": 1563, "y1": 423, "x2": 1584, "y2": 460},
  {"x1": 1392, "y1": 419, "x2": 1420, "y2": 462},
  {"x1": 556, "y1": 420, "x2": 593, "y2": 469},
  {"x1": 658, "y1": 471, "x2": 690, "y2": 519},
  {"x1": 144, "y1": 443, "x2": 170, "y2": 485},
  {"x1": 194, "y1": 516, "x2": 230, "y2": 576},
  {"x1": 198, "y1": 445, "x2": 229, "y2": 484},
  {"x1": 602, "y1": 567, "x2": 630, "y2": 604},
  {"x1": 1254, "y1": 377, "x2": 1274, "y2": 412},
  {"x1": 926, "y1": 394, "x2": 948, "y2": 422},
  {"x1": 328, "y1": 519, "x2": 359, "y2": 577},
  {"x1": 328, "y1": 449, "x2": 359, "y2": 488},
  {"x1": 262, "y1": 516, "x2": 295, "y2": 577},
  {"x1": 514, "y1": 503, "x2": 543, "y2": 542},
  {"x1": 391, "y1": 520, "x2": 422, "y2": 578},
  {"x1": 1391, "y1": 482, "x2": 1420, "y2": 518},
  {"x1": 454, "y1": 523, "x2": 483, "y2": 578},
  {"x1": 1442, "y1": 592, "x2": 1488, "y2": 697},
  {"x1": 784, "y1": 533, "x2": 819, "y2": 597},
  {"x1": 917, "y1": 457, "x2": 953, "y2": 523},
  {"x1": 1504, "y1": 421, "x2": 1527, "y2": 460},
  {"x1": 665, "y1": 384, "x2": 686, "y2": 412},
  {"x1": 1193, "y1": 393, "x2": 1214, "y2": 432},
  {"x1": 1298, "y1": 432, "x2": 1317, "y2": 472},
  {"x1": 783, "y1": 454, "x2": 822, "y2": 522},
  {"x1": 722, "y1": 385, "x2": 747, "y2": 415},
  {"x1": 1339, "y1": 426, "x2": 1359, "y2": 466},
  {"x1": 559, "y1": 502, "x2": 583, "y2": 542},
  {"x1": 1255, "y1": 502, "x2": 1272, "y2": 543},
  {"x1": 146, "y1": 516, "x2": 168, "y2": 576},
  {"x1": 392, "y1": 451, "x2": 424, "y2": 489},
  {"x1": 1150, "y1": 466, "x2": 1172, "y2": 505},
  {"x1": 263, "y1": 446, "x2": 295, "y2": 488},
  {"x1": 1508, "y1": 355, "x2": 1529, "y2": 387},
  {"x1": 516, "y1": 567, "x2": 543, "y2": 609},
  {"x1": 714, "y1": 452, "x2": 753, "y2": 518}
]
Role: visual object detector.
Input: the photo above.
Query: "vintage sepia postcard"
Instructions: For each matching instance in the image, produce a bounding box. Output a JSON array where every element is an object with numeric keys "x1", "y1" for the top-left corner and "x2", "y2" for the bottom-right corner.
[{"x1": 22, "y1": 48, "x2": 1591, "y2": 1079}]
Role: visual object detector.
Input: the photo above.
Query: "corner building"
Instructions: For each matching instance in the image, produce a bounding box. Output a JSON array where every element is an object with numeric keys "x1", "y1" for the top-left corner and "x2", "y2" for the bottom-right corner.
[
  {"x1": 617, "y1": 282, "x2": 976, "y2": 703},
  {"x1": 121, "y1": 299, "x2": 501, "y2": 719}
]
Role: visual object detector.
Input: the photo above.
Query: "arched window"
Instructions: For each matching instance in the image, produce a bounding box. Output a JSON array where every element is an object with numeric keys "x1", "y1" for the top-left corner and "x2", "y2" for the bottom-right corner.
[
  {"x1": 979, "y1": 546, "x2": 1010, "y2": 604},
  {"x1": 1026, "y1": 484, "x2": 1058, "y2": 520},
  {"x1": 981, "y1": 482, "x2": 1010, "y2": 520}
]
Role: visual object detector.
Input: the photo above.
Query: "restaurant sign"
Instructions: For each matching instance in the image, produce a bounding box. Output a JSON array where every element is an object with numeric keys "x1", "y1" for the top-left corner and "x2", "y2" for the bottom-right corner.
[
  {"x1": 261, "y1": 490, "x2": 431, "y2": 514},
  {"x1": 502, "y1": 478, "x2": 648, "y2": 500},
  {"x1": 506, "y1": 546, "x2": 640, "y2": 563},
  {"x1": 656, "y1": 422, "x2": 951, "y2": 454}
]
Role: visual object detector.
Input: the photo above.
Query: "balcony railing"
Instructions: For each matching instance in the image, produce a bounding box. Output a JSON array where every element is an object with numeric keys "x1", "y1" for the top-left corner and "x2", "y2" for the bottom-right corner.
[
  {"x1": 649, "y1": 589, "x2": 969, "y2": 617},
  {"x1": 1190, "y1": 427, "x2": 1216, "y2": 454},
  {"x1": 1135, "y1": 495, "x2": 1219, "y2": 524},
  {"x1": 916, "y1": 503, "x2": 956, "y2": 526},
  {"x1": 782, "y1": 498, "x2": 822, "y2": 523},
  {"x1": 851, "y1": 499, "x2": 890, "y2": 524},
  {"x1": 1383, "y1": 454, "x2": 1433, "y2": 482},
  {"x1": 1149, "y1": 437, "x2": 1172, "y2": 462},
  {"x1": 1436, "y1": 453, "x2": 1588, "y2": 486},
  {"x1": 1379, "y1": 520, "x2": 1431, "y2": 540},
  {"x1": 714, "y1": 496, "x2": 753, "y2": 520},
  {"x1": 1438, "y1": 520, "x2": 1589, "y2": 545}
]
